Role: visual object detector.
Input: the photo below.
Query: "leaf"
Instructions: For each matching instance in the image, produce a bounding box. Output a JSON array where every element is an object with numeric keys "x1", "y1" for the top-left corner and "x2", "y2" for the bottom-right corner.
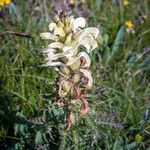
[
  {"x1": 35, "y1": 131, "x2": 43, "y2": 145},
  {"x1": 111, "y1": 26, "x2": 125, "y2": 56},
  {"x1": 124, "y1": 142, "x2": 138, "y2": 150},
  {"x1": 113, "y1": 137, "x2": 124, "y2": 150},
  {"x1": 127, "y1": 53, "x2": 138, "y2": 68},
  {"x1": 9, "y1": 2, "x2": 17, "y2": 24}
]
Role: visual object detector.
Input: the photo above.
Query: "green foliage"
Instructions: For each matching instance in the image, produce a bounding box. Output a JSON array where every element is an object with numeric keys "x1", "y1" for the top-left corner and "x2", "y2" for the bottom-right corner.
[
  {"x1": 35, "y1": 131, "x2": 43, "y2": 145},
  {"x1": 0, "y1": 0, "x2": 150, "y2": 149},
  {"x1": 111, "y1": 26, "x2": 125, "y2": 56},
  {"x1": 113, "y1": 137, "x2": 138, "y2": 150}
]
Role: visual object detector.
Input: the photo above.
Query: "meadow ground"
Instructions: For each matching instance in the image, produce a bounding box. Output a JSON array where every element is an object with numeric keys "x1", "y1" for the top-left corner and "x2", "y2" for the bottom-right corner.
[{"x1": 0, "y1": 0, "x2": 150, "y2": 149}]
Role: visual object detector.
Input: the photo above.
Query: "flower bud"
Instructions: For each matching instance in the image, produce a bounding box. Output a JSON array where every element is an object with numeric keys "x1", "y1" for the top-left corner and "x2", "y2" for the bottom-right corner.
[
  {"x1": 58, "y1": 21, "x2": 65, "y2": 28},
  {"x1": 60, "y1": 66, "x2": 70, "y2": 75},
  {"x1": 72, "y1": 73, "x2": 81, "y2": 83},
  {"x1": 49, "y1": 22, "x2": 57, "y2": 31},
  {"x1": 54, "y1": 15, "x2": 60, "y2": 22},
  {"x1": 54, "y1": 27, "x2": 65, "y2": 37},
  {"x1": 70, "y1": 60, "x2": 81, "y2": 71},
  {"x1": 70, "y1": 87, "x2": 76, "y2": 97},
  {"x1": 97, "y1": 35, "x2": 103, "y2": 46},
  {"x1": 65, "y1": 17, "x2": 70, "y2": 26},
  {"x1": 61, "y1": 80, "x2": 72, "y2": 92},
  {"x1": 65, "y1": 33, "x2": 73, "y2": 45}
]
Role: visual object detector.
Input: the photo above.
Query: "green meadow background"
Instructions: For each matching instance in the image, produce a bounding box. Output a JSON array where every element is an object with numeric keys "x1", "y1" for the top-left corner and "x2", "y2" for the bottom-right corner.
[{"x1": 0, "y1": 0, "x2": 150, "y2": 149}]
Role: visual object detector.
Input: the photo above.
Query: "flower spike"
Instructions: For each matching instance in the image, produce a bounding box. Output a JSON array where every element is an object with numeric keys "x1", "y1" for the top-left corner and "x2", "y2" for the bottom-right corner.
[{"x1": 40, "y1": 14, "x2": 100, "y2": 129}]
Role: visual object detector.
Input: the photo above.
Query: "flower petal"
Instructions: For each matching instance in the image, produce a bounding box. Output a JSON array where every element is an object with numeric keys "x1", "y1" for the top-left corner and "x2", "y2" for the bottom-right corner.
[
  {"x1": 66, "y1": 57, "x2": 80, "y2": 66},
  {"x1": 73, "y1": 17, "x2": 86, "y2": 32},
  {"x1": 78, "y1": 52, "x2": 91, "y2": 68},
  {"x1": 59, "y1": 85, "x2": 67, "y2": 97},
  {"x1": 80, "y1": 68, "x2": 93, "y2": 89},
  {"x1": 48, "y1": 42, "x2": 64, "y2": 49},
  {"x1": 63, "y1": 46, "x2": 73, "y2": 53},
  {"x1": 42, "y1": 48, "x2": 56, "y2": 54},
  {"x1": 75, "y1": 27, "x2": 99, "y2": 42},
  {"x1": 65, "y1": 33, "x2": 73, "y2": 45},
  {"x1": 63, "y1": 46, "x2": 76, "y2": 58},
  {"x1": 42, "y1": 61, "x2": 66, "y2": 67},
  {"x1": 46, "y1": 53, "x2": 64, "y2": 61},
  {"x1": 54, "y1": 27, "x2": 65, "y2": 37},
  {"x1": 77, "y1": 37, "x2": 98, "y2": 53},
  {"x1": 80, "y1": 97, "x2": 89, "y2": 116},
  {"x1": 40, "y1": 32, "x2": 59, "y2": 41},
  {"x1": 84, "y1": 27, "x2": 99, "y2": 38},
  {"x1": 49, "y1": 22, "x2": 57, "y2": 31}
]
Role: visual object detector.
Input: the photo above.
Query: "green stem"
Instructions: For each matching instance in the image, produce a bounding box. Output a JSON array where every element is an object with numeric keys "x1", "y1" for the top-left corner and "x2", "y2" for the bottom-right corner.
[
  {"x1": 59, "y1": 131, "x2": 67, "y2": 150},
  {"x1": 119, "y1": 0, "x2": 124, "y2": 24},
  {"x1": 72, "y1": 130, "x2": 78, "y2": 150}
]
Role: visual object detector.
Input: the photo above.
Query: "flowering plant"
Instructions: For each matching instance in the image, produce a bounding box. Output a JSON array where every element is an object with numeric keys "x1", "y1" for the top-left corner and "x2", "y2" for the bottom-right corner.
[
  {"x1": 0, "y1": 0, "x2": 11, "y2": 11},
  {"x1": 40, "y1": 12, "x2": 99, "y2": 129}
]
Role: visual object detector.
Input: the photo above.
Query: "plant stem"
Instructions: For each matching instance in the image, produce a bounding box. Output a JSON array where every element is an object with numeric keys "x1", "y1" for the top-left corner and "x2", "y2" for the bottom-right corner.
[
  {"x1": 72, "y1": 130, "x2": 78, "y2": 150},
  {"x1": 59, "y1": 131, "x2": 67, "y2": 150}
]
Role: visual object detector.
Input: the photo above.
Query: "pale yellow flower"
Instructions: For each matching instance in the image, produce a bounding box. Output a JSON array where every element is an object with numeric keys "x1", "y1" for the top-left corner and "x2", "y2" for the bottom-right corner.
[
  {"x1": 40, "y1": 15, "x2": 100, "y2": 130},
  {"x1": 5, "y1": 0, "x2": 10, "y2": 5},
  {"x1": 123, "y1": 0, "x2": 129, "y2": 6},
  {"x1": 0, "y1": 0, "x2": 11, "y2": 6},
  {"x1": 69, "y1": 0, "x2": 75, "y2": 5},
  {"x1": 0, "y1": 0, "x2": 4, "y2": 6},
  {"x1": 54, "y1": 27, "x2": 66, "y2": 37},
  {"x1": 72, "y1": 17, "x2": 86, "y2": 33},
  {"x1": 40, "y1": 32, "x2": 59, "y2": 41},
  {"x1": 49, "y1": 22, "x2": 57, "y2": 31},
  {"x1": 40, "y1": 16, "x2": 99, "y2": 68}
]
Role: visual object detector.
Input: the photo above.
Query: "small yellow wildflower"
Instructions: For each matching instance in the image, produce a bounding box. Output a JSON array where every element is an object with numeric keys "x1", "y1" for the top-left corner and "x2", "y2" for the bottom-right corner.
[
  {"x1": 69, "y1": 0, "x2": 75, "y2": 5},
  {"x1": 5, "y1": 0, "x2": 11, "y2": 5},
  {"x1": 135, "y1": 134, "x2": 142, "y2": 142},
  {"x1": 125, "y1": 21, "x2": 134, "y2": 28},
  {"x1": 0, "y1": 0, "x2": 11, "y2": 12},
  {"x1": 123, "y1": 0, "x2": 129, "y2": 6},
  {"x1": 0, "y1": 0, "x2": 4, "y2": 6},
  {"x1": 125, "y1": 21, "x2": 134, "y2": 33}
]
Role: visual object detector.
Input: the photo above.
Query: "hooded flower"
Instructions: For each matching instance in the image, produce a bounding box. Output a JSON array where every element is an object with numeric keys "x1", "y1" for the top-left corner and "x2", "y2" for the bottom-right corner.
[
  {"x1": 40, "y1": 15, "x2": 99, "y2": 69},
  {"x1": 40, "y1": 14, "x2": 100, "y2": 129}
]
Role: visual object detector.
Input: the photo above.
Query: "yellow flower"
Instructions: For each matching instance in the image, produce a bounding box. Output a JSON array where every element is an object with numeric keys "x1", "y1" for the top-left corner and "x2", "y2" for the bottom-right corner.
[
  {"x1": 4, "y1": 0, "x2": 11, "y2": 5},
  {"x1": 0, "y1": 0, "x2": 4, "y2": 6},
  {"x1": 123, "y1": 0, "x2": 129, "y2": 6},
  {"x1": 0, "y1": 0, "x2": 11, "y2": 7},
  {"x1": 125, "y1": 21, "x2": 134, "y2": 28},
  {"x1": 135, "y1": 134, "x2": 142, "y2": 142},
  {"x1": 125, "y1": 21, "x2": 135, "y2": 33},
  {"x1": 69, "y1": 0, "x2": 75, "y2": 5}
]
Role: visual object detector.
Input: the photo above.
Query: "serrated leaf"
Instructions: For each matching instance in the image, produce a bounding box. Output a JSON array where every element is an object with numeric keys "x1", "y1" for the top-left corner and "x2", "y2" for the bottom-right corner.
[{"x1": 35, "y1": 131, "x2": 43, "y2": 145}]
